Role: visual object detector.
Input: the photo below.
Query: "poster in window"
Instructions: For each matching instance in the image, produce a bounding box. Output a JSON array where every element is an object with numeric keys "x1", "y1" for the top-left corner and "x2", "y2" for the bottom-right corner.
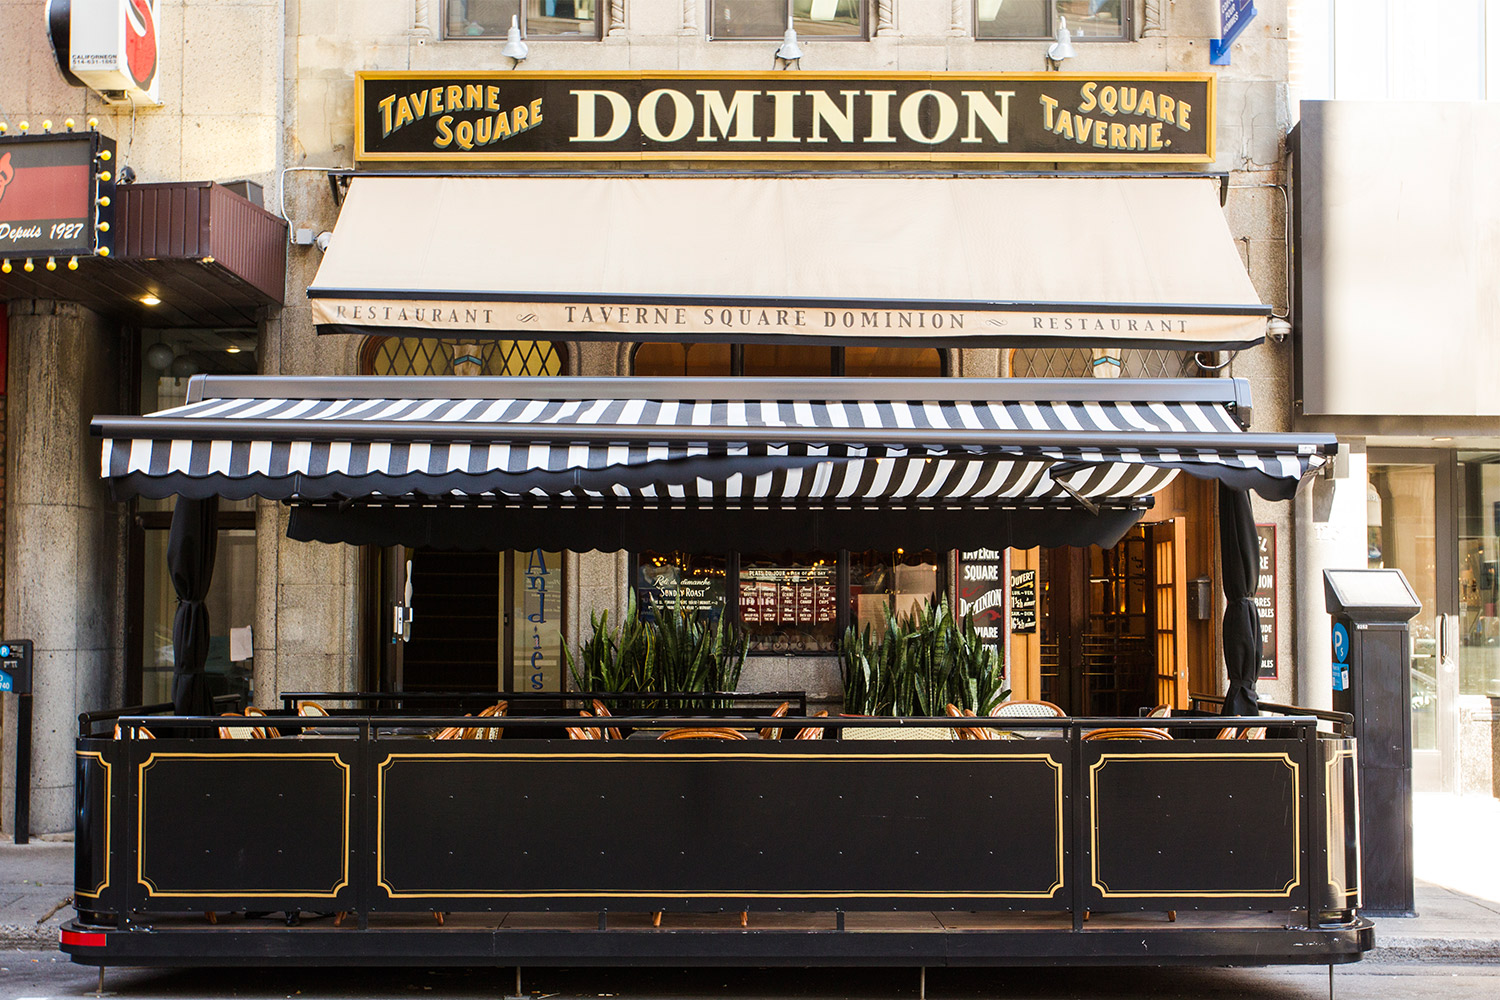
[
  {"x1": 1255, "y1": 524, "x2": 1278, "y2": 680},
  {"x1": 639, "y1": 564, "x2": 724, "y2": 620},
  {"x1": 958, "y1": 548, "x2": 1010, "y2": 663},
  {"x1": 512, "y1": 549, "x2": 565, "y2": 692}
]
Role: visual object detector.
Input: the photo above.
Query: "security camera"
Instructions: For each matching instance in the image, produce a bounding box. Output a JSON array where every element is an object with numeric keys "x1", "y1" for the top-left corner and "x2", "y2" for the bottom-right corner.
[
  {"x1": 313, "y1": 231, "x2": 333, "y2": 253},
  {"x1": 1266, "y1": 317, "x2": 1292, "y2": 344}
]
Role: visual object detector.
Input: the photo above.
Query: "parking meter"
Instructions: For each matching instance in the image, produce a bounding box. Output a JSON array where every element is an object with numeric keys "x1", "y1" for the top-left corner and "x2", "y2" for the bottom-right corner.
[
  {"x1": 1323, "y1": 569, "x2": 1421, "y2": 916},
  {"x1": 1, "y1": 640, "x2": 34, "y2": 844}
]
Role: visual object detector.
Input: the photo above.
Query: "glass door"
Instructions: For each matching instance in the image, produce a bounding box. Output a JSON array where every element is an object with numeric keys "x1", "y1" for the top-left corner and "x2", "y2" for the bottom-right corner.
[{"x1": 1368, "y1": 452, "x2": 1458, "y2": 792}]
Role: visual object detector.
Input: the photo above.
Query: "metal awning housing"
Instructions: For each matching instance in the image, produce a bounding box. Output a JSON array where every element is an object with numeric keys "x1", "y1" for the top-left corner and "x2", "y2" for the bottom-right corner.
[
  {"x1": 307, "y1": 175, "x2": 1270, "y2": 350},
  {"x1": 92, "y1": 376, "x2": 1332, "y2": 551}
]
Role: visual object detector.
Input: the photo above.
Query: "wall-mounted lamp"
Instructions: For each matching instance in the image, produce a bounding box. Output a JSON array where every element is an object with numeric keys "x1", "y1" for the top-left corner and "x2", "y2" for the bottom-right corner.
[
  {"x1": 774, "y1": 28, "x2": 803, "y2": 70},
  {"x1": 501, "y1": 15, "x2": 529, "y2": 67},
  {"x1": 1045, "y1": 16, "x2": 1076, "y2": 71}
]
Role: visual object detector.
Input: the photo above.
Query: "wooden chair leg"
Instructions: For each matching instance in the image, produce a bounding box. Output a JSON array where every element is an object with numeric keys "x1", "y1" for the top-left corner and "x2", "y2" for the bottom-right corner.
[
  {"x1": 204, "y1": 911, "x2": 217, "y2": 924},
  {"x1": 433, "y1": 911, "x2": 445, "y2": 925},
  {"x1": 1168, "y1": 910, "x2": 1177, "y2": 922},
  {"x1": 740, "y1": 910, "x2": 748, "y2": 927},
  {"x1": 652, "y1": 911, "x2": 663, "y2": 927},
  {"x1": 334, "y1": 911, "x2": 348, "y2": 926}
]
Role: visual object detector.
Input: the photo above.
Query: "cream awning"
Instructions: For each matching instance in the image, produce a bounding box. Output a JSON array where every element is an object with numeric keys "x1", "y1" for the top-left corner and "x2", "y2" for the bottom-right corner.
[{"x1": 307, "y1": 175, "x2": 1270, "y2": 351}]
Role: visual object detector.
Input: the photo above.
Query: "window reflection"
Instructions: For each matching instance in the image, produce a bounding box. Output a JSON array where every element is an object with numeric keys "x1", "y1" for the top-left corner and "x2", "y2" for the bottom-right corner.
[
  {"x1": 977, "y1": 0, "x2": 1124, "y2": 40},
  {"x1": 446, "y1": 1, "x2": 600, "y2": 39}
]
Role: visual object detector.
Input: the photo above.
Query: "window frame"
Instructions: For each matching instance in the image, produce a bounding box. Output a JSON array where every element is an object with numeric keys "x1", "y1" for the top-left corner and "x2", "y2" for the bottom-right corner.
[
  {"x1": 708, "y1": 0, "x2": 871, "y2": 42},
  {"x1": 442, "y1": 0, "x2": 604, "y2": 42},
  {"x1": 973, "y1": 0, "x2": 1133, "y2": 43}
]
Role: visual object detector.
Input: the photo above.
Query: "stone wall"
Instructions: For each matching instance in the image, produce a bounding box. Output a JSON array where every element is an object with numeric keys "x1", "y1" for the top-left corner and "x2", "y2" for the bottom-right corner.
[{"x1": 1, "y1": 301, "x2": 125, "y2": 834}]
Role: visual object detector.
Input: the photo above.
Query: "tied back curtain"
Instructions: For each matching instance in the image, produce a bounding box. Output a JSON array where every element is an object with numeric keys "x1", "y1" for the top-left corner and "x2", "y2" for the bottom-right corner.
[
  {"x1": 168, "y1": 496, "x2": 219, "y2": 719},
  {"x1": 1218, "y1": 482, "x2": 1262, "y2": 717}
]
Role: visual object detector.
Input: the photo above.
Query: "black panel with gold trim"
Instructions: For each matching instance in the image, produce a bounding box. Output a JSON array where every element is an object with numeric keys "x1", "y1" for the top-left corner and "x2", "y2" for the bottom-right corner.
[
  {"x1": 375, "y1": 742, "x2": 1066, "y2": 909},
  {"x1": 1085, "y1": 742, "x2": 1304, "y2": 910},
  {"x1": 74, "y1": 748, "x2": 113, "y2": 904},
  {"x1": 135, "y1": 749, "x2": 354, "y2": 907}
]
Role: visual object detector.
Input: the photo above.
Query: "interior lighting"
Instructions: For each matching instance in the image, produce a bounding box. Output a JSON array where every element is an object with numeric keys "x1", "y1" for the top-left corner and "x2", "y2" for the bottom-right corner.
[
  {"x1": 139, "y1": 293, "x2": 161, "y2": 306},
  {"x1": 225, "y1": 346, "x2": 242, "y2": 354}
]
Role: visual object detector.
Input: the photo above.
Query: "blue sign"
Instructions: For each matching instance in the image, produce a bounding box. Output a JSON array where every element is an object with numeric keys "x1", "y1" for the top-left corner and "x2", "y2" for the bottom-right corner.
[
  {"x1": 1331, "y1": 622, "x2": 1349, "y2": 663},
  {"x1": 0, "y1": 671, "x2": 11, "y2": 693},
  {"x1": 1210, "y1": 0, "x2": 1258, "y2": 65},
  {"x1": 1331, "y1": 621, "x2": 1350, "y2": 691}
]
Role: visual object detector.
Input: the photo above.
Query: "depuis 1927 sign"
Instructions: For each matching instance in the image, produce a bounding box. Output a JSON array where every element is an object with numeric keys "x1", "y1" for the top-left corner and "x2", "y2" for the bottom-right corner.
[
  {"x1": 0, "y1": 131, "x2": 115, "y2": 259},
  {"x1": 356, "y1": 72, "x2": 1215, "y2": 164}
]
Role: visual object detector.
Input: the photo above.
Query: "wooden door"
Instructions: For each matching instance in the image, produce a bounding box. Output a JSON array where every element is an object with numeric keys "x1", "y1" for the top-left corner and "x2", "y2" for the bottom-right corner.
[{"x1": 1151, "y1": 519, "x2": 1190, "y2": 710}]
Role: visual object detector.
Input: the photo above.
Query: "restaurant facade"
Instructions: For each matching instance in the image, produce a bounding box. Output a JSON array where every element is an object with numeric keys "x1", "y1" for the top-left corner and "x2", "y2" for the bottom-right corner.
[{"x1": 3, "y1": 0, "x2": 1305, "y2": 841}]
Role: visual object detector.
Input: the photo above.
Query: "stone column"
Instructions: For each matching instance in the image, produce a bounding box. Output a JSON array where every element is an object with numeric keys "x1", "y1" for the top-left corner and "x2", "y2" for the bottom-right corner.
[{"x1": 1, "y1": 300, "x2": 125, "y2": 834}]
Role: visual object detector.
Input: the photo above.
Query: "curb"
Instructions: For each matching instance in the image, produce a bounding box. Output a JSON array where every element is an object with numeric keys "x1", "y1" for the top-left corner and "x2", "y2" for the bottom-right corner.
[
  {"x1": 0, "y1": 925, "x2": 58, "y2": 951},
  {"x1": 1366, "y1": 937, "x2": 1500, "y2": 965}
]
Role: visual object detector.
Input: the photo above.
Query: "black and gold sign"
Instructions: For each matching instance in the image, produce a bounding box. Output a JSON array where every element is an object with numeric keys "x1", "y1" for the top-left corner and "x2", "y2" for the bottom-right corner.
[{"x1": 356, "y1": 72, "x2": 1215, "y2": 163}]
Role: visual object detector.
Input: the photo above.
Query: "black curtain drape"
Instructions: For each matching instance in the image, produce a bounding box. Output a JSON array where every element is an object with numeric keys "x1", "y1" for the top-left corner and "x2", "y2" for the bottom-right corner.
[
  {"x1": 168, "y1": 496, "x2": 219, "y2": 720},
  {"x1": 1218, "y1": 482, "x2": 1261, "y2": 717}
]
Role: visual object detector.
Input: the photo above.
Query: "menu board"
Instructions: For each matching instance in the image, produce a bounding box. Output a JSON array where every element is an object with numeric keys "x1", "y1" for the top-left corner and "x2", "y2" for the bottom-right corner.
[
  {"x1": 637, "y1": 565, "x2": 725, "y2": 621},
  {"x1": 1255, "y1": 524, "x2": 1278, "y2": 680},
  {"x1": 739, "y1": 566, "x2": 837, "y2": 626},
  {"x1": 1009, "y1": 569, "x2": 1037, "y2": 634}
]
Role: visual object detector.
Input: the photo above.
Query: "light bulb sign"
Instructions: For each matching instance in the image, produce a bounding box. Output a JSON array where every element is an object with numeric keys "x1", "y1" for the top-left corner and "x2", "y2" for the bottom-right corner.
[
  {"x1": 0, "y1": 640, "x2": 33, "y2": 695},
  {"x1": 0, "y1": 132, "x2": 116, "y2": 258}
]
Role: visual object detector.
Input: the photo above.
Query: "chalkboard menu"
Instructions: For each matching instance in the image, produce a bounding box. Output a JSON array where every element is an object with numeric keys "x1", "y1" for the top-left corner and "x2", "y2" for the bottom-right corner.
[
  {"x1": 1009, "y1": 569, "x2": 1038, "y2": 634},
  {"x1": 638, "y1": 566, "x2": 725, "y2": 620},
  {"x1": 1255, "y1": 524, "x2": 1278, "y2": 679},
  {"x1": 739, "y1": 566, "x2": 837, "y2": 626}
]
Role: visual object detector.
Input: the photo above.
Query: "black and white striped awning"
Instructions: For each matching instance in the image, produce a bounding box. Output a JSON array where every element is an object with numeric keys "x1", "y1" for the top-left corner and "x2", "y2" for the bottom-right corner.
[{"x1": 92, "y1": 376, "x2": 1334, "y2": 551}]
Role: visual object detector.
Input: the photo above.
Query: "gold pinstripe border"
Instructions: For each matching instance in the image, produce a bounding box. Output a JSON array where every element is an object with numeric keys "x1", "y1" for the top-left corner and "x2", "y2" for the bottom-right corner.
[
  {"x1": 354, "y1": 70, "x2": 1215, "y2": 164},
  {"x1": 74, "y1": 751, "x2": 112, "y2": 900},
  {"x1": 1089, "y1": 751, "x2": 1302, "y2": 899},
  {"x1": 136, "y1": 752, "x2": 352, "y2": 899},
  {"x1": 376, "y1": 750, "x2": 1064, "y2": 900},
  {"x1": 1326, "y1": 744, "x2": 1359, "y2": 903}
]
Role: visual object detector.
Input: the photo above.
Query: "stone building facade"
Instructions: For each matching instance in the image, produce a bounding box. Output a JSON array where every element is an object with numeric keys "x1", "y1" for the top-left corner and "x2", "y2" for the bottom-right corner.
[{"x1": 2, "y1": 1, "x2": 1301, "y2": 832}]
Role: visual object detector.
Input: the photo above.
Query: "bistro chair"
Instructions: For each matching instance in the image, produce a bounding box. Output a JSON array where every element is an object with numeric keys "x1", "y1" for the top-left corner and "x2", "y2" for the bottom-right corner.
[
  {"x1": 112, "y1": 724, "x2": 156, "y2": 739},
  {"x1": 759, "y1": 701, "x2": 791, "y2": 741},
  {"x1": 1082, "y1": 727, "x2": 1171, "y2": 741},
  {"x1": 946, "y1": 704, "x2": 992, "y2": 741},
  {"x1": 657, "y1": 727, "x2": 749, "y2": 741},
  {"x1": 1146, "y1": 704, "x2": 1173, "y2": 719},
  {"x1": 990, "y1": 699, "x2": 1066, "y2": 739},
  {"x1": 243, "y1": 705, "x2": 278, "y2": 739},
  {"x1": 465, "y1": 701, "x2": 508, "y2": 740},
  {"x1": 590, "y1": 699, "x2": 624, "y2": 740},
  {"x1": 792, "y1": 711, "x2": 830, "y2": 741},
  {"x1": 435, "y1": 714, "x2": 477, "y2": 740},
  {"x1": 218, "y1": 712, "x2": 259, "y2": 740},
  {"x1": 297, "y1": 701, "x2": 331, "y2": 716}
]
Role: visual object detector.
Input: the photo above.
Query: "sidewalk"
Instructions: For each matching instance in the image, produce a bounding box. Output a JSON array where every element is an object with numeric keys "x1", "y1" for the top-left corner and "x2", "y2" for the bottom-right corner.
[
  {"x1": 2, "y1": 827, "x2": 1499, "y2": 961},
  {"x1": 0, "y1": 838, "x2": 74, "y2": 950}
]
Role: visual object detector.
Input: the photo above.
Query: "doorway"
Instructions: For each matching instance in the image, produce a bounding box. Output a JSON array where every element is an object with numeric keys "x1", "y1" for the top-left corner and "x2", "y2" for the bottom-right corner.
[
  {"x1": 1037, "y1": 523, "x2": 1185, "y2": 717},
  {"x1": 373, "y1": 547, "x2": 566, "y2": 696}
]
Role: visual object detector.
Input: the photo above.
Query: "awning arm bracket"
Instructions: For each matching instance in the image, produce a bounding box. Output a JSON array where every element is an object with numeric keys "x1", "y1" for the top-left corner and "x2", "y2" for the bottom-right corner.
[{"x1": 1048, "y1": 465, "x2": 1102, "y2": 517}]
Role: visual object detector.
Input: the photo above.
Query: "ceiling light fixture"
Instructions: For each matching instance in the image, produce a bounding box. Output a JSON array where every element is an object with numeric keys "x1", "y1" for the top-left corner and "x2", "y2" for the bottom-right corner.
[{"x1": 139, "y1": 293, "x2": 161, "y2": 306}]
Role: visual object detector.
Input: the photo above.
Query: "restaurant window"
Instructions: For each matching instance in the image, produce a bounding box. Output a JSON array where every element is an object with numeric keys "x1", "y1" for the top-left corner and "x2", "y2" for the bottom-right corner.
[
  {"x1": 445, "y1": 0, "x2": 601, "y2": 39},
  {"x1": 361, "y1": 336, "x2": 565, "y2": 376},
  {"x1": 132, "y1": 330, "x2": 260, "y2": 707},
  {"x1": 632, "y1": 342, "x2": 944, "y2": 654},
  {"x1": 1009, "y1": 347, "x2": 1201, "y2": 378},
  {"x1": 976, "y1": 0, "x2": 1129, "y2": 41},
  {"x1": 710, "y1": 1, "x2": 869, "y2": 40}
]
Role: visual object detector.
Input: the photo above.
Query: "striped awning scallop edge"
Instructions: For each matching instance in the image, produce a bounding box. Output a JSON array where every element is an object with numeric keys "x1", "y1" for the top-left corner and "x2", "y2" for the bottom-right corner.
[{"x1": 93, "y1": 376, "x2": 1335, "y2": 512}]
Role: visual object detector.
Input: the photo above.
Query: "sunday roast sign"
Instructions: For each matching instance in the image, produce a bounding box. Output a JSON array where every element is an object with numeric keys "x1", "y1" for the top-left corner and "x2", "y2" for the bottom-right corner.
[{"x1": 356, "y1": 72, "x2": 1214, "y2": 163}]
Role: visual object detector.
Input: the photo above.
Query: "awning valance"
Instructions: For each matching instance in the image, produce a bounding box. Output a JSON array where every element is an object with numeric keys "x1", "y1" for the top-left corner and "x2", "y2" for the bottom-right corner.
[
  {"x1": 93, "y1": 376, "x2": 1332, "y2": 551},
  {"x1": 307, "y1": 175, "x2": 1270, "y2": 351}
]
